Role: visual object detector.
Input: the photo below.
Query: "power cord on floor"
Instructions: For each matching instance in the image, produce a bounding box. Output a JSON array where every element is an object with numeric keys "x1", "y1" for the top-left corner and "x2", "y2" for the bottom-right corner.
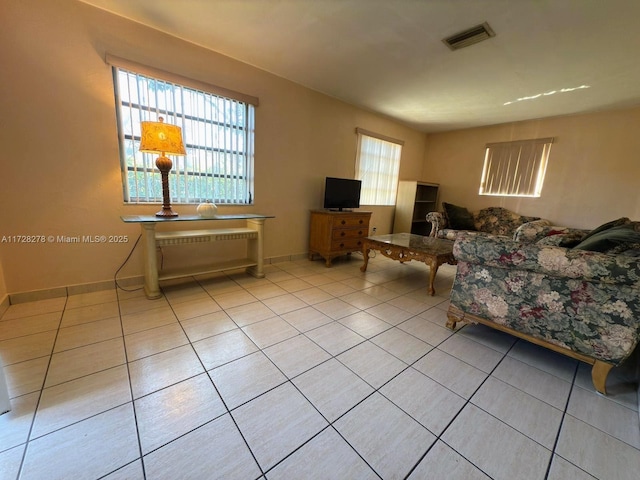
[{"x1": 114, "y1": 234, "x2": 143, "y2": 292}]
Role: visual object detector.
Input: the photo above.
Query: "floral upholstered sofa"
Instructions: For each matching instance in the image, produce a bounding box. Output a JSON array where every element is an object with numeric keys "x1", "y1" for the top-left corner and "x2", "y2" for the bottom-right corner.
[
  {"x1": 446, "y1": 221, "x2": 640, "y2": 394},
  {"x1": 427, "y1": 204, "x2": 546, "y2": 240}
]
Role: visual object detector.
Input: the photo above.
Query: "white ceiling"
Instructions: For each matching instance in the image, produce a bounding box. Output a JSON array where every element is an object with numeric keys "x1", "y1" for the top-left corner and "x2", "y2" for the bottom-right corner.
[{"x1": 80, "y1": 0, "x2": 640, "y2": 132}]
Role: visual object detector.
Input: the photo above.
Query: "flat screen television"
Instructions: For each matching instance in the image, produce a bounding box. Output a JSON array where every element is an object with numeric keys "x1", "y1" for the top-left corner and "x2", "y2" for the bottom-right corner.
[{"x1": 323, "y1": 177, "x2": 362, "y2": 211}]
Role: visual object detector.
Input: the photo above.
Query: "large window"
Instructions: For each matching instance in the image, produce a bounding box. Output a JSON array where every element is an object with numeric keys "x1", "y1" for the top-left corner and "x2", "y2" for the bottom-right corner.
[
  {"x1": 110, "y1": 57, "x2": 257, "y2": 205},
  {"x1": 355, "y1": 128, "x2": 403, "y2": 205},
  {"x1": 479, "y1": 137, "x2": 554, "y2": 197}
]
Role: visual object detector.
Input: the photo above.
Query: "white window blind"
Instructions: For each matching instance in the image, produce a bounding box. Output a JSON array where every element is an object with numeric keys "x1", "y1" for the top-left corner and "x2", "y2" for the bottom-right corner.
[
  {"x1": 110, "y1": 58, "x2": 256, "y2": 205},
  {"x1": 479, "y1": 137, "x2": 554, "y2": 197},
  {"x1": 355, "y1": 128, "x2": 403, "y2": 205}
]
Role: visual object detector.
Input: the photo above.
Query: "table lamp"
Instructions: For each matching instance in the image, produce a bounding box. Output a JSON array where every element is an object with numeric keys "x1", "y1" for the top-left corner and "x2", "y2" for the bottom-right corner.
[{"x1": 139, "y1": 116, "x2": 186, "y2": 217}]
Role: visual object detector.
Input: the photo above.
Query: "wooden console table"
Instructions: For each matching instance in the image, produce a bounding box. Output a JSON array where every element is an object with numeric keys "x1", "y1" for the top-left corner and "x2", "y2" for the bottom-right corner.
[
  {"x1": 121, "y1": 214, "x2": 273, "y2": 299},
  {"x1": 361, "y1": 233, "x2": 456, "y2": 296}
]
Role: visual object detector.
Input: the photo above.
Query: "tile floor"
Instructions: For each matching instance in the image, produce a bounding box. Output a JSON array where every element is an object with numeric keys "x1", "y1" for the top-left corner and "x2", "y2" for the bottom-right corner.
[{"x1": 1, "y1": 254, "x2": 639, "y2": 480}]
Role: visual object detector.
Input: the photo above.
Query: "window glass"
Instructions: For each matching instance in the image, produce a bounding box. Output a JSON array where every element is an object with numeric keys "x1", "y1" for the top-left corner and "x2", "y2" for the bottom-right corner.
[
  {"x1": 113, "y1": 68, "x2": 255, "y2": 204},
  {"x1": 355, "y1": 130, "x2": 402, "y2": 205},
  {"x1": 479, "y1": 138, "x2": 553, "y2": 197}
]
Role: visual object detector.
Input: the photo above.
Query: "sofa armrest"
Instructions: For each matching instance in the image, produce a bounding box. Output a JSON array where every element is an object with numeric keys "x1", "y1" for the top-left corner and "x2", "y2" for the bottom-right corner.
[
  {"x1": 512, "y1": 219, "x2": 552, "y2": 242},
  {"x1": 453, "y1": 233, "x2": 640, "y2": 287},
  {"x1": 426, "y1": 212, "x2": 445, "y2": 237}
]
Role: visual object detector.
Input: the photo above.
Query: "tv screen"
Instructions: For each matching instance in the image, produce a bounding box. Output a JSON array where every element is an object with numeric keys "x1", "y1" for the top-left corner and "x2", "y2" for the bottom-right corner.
[{"x1": 323, "y1": 177, "x2": 362, "y2": 211}]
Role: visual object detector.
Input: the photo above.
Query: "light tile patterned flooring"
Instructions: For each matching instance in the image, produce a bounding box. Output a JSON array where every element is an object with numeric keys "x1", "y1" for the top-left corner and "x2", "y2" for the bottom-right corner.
[{"x1": 1, "y1": 255, "x2": 639, "y2": 479}]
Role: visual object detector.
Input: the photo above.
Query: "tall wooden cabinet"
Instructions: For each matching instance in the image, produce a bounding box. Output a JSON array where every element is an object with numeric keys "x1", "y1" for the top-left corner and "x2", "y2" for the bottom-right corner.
[
  {"x1": 309, "y1": 210, "x2": 372, "y2": 267},
  {"x1": 393, "y1": 181, "x2": 439, "y2": 235}
]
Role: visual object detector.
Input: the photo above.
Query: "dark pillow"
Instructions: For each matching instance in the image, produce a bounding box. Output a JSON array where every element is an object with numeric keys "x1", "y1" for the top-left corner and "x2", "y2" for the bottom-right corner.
[
  {"x1": 573, "y1": 222, "x2": 640, "y2": 253},
  {"x1": 442, "y1": 202, "x2": 476, "y2": 231},
  {"x1": 579, "y1": 217, "x2": 631, "y2": 243}
]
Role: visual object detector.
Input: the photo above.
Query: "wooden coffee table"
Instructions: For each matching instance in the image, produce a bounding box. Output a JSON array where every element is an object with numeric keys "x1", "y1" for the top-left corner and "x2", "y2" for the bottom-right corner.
[{"x1": 360, "y1": 233, "x2": 456, "y2": 296}]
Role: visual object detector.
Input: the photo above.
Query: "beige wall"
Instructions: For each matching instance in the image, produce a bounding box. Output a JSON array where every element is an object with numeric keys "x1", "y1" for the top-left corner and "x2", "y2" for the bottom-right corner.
[
  {"x1": 0, "y1": 0, "x2": 427, "y2": 295},
  {"x1": 6, "y1": 0, "x2": 635, "y2": 296},
  {"x1": 0, "y1": 259, "x2": 6, "y2": 301},
  {"x1": 423, "y1": 107, "x2": 640, "y2": 229}
]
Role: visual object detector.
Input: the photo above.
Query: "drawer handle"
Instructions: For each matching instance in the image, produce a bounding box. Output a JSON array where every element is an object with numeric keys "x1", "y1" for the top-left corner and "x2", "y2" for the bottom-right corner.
[
  {"x1": 341, "y1": 220, "x2": 346, "y2": 225},
  {"x1": 359, "y1": 219, "x2": 363, "y2": 224},
  {"x1": 340, "y1": 243, "x2": 345, "y2": 248},
  {"x1": 358, "y1": 231, "x2": 363, "y2": 235},
  {"x1": 341, "y1": 232, "x2": 346, "y2": 237},
  {"x1": 357, "y1": 241, "x2": 362, "y2": 246}
]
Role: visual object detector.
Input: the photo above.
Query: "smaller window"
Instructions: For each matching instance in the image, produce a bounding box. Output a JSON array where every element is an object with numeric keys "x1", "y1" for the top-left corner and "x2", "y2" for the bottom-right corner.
[
  {"x1": 355, "y1": 128, "x2": 403, "y2": 206},
  {"x1": 479, "y1": 137, "x2": 553, "y2": 197}
]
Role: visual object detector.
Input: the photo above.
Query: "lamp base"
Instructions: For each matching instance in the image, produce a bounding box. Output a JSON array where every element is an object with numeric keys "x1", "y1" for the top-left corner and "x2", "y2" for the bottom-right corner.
[{"x1": 156, "y1": 207, "x2": 178, "y2": 217}]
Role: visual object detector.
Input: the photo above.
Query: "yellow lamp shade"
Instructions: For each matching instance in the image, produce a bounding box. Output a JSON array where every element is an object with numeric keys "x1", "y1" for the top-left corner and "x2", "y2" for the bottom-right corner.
[{"x1": 139, "y1": 117, "x2": 186, "y2": 156}]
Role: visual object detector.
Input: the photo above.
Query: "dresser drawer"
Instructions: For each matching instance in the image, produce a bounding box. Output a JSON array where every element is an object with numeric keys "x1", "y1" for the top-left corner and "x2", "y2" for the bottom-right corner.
[
  {"x1": 331, "y1": 237, "x2": 365, "y2": 251},
  {"x1": 332, "y1": 216, "x2": 369, "y2": 229},
  {"x1": 332, "y1": 227, "x2": 367, "y2": 240}
]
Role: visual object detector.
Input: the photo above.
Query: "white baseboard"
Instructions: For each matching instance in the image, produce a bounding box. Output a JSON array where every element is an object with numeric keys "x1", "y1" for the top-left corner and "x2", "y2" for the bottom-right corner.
[
  {"x1": 0, "y1": 294, "x2": 9, "y2": 318},
  {"x1": 7, "y1": 276, "x2": 144, "y2": 305},
  {"x1": 268, "y1": 253, "x2": 308, "y2": 263},
  {"x1": 3, "y1": 254, "x2": 310, "y2": 306}
]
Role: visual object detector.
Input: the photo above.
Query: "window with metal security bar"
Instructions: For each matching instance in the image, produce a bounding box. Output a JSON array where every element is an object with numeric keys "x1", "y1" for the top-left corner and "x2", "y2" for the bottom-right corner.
[
  {"x1": 479, "y1": 137, "x2": 554, "y2": 197},
  {"x1": 355, "y1": 128, "x2": 403, "y2": 206},
  {"x1": 111, "y1": 59, "x2": 256, "y2": 205}
]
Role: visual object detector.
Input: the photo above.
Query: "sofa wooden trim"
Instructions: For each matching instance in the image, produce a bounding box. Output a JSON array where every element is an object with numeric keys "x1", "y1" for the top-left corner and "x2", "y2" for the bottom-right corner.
[{"x1": 446, "y1": 305, "x2": 614, "y2": 395}]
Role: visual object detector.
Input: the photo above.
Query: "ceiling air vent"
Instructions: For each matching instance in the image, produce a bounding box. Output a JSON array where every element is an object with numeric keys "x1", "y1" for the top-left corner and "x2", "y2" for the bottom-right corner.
[{"x1": 443, "y1": 22, "x2": 495, "y2": 51}]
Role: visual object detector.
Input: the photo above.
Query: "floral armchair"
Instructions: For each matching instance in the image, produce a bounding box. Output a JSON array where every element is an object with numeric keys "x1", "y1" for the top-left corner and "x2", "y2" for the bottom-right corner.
[{"x1": 446, "y1": 231, "x2": 640, "y2": 394}]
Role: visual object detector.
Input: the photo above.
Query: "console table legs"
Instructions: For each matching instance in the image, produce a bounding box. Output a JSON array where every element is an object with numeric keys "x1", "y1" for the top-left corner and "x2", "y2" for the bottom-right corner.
[
  {"x1": 138, "y1": 219, "x2": 268, "y2": 299},
  {"x1": 245, "y1": 218, "x2": 266, "y2": 279},
  {"x1": 141, "y1": 223, "x2": 162, "y2": 300}
]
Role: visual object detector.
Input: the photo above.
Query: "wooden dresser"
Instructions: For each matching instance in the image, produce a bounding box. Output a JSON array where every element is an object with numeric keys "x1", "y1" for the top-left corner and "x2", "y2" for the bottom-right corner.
[{"x1": 309, "y1": 210, "x2": 372, "y2": 267}]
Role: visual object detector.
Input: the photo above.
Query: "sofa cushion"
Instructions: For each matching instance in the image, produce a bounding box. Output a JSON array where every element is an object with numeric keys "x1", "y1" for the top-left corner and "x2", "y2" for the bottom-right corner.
[
  {"x1": 574, "y1": 222, "x2": 640, "y2": 254},
  {"x1": 442, "y1": 202, "x2": 476, "y2": 231},
  {"x1": 474, "y1": 207, "x2": 540, "y2": 236}
]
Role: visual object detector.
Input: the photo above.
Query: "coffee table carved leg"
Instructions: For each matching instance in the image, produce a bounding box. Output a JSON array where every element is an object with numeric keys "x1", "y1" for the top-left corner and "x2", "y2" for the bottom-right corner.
[
  {"x1": 360, "y1": 246, "x2": 370, "y2": 272},
  {"x1": 425, "y1": 258, "x2": 439, "y2": 296}
]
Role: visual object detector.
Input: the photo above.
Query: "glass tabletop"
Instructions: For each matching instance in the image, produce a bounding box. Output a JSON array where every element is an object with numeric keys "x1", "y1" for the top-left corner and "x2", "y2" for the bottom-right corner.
[
  {"x1": 366, "y1": 233, "x2": 454, "y2": 254},
  {"x1": 121, "y1": 214, "x2": 274, "y2": 223}
]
